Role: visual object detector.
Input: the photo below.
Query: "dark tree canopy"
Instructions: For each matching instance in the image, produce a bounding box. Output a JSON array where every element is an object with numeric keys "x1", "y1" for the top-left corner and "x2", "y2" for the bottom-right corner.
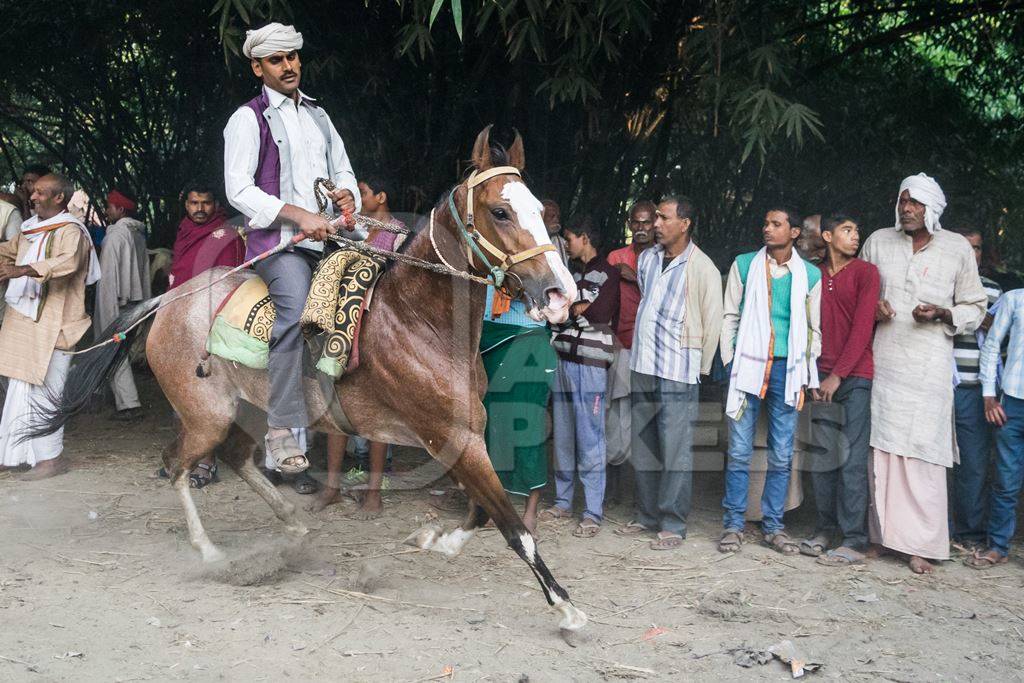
[{"x1": 2, "y1": 0, "x2": 1022, "y2": 271}]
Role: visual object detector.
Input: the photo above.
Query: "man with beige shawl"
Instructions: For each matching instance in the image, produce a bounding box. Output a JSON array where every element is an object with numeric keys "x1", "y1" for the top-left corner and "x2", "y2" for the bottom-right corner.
[
  {"x1": 0, "y1": 174, "x2": 100, "y2": 479},
  {"x1": 861, "y1": 173, "x2": 987, "y2": 574}
]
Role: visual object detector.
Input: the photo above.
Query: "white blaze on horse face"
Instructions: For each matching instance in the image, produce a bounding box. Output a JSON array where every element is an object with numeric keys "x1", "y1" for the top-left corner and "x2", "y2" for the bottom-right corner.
[{"x1": 500, "y1": 182, "x2": 577, "y2": 322}]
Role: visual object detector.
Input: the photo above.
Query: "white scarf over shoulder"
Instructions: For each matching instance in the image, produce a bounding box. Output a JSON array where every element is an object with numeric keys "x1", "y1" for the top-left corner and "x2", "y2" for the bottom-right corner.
[
  {"x1": 5, "y1": 211, "x2": 101, "y2": 321},
  {"x1": 726, "y1": 247, "x2": 817, "y2": 420}
]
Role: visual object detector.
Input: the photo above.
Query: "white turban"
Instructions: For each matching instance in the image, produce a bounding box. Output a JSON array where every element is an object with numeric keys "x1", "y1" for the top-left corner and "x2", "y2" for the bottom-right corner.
[
  {"x1": 242, "y1": 23, "x2": 303, "y2": 59},
  {"x1": 895, "y1": 172, "x2": 946, "y2": 234}
]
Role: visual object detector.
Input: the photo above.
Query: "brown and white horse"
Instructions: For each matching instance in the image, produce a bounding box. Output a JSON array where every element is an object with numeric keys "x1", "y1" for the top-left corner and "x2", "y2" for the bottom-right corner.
[{"x1": 36, "y1": 128, "x2": 587, "y2": 630}]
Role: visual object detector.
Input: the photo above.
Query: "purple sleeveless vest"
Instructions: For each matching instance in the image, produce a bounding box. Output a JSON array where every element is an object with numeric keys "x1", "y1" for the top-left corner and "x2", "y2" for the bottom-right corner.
[{"x1": 243, "y1": 91, "x2": 284, "y2": 258}]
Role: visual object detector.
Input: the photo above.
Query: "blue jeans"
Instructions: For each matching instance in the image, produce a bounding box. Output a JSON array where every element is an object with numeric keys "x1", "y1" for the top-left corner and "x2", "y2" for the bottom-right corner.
[
  {"x1": 987, "y1": 394, "x2": 1024, "y2": 555},
  {"x1": 723, "y1": 361, "x2": 799, "y2": 534},
  {"x1": 951, "y1": 384, "x2": 992, "y2": 544},
  {"x1": 553, "y1": 361, "x2": 607, "y2": 523}
]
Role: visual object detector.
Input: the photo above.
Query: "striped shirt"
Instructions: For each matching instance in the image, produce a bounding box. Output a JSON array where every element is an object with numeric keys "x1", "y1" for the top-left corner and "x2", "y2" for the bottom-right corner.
[
  {"x1": 982, "y1": 289, "x2": 1024, "y2": 399},
  {"x1": 630, "y1": 242, "x2": 702, "y2": 384},
  {"x1": 550, "y1": 255, "x2": 620, "y2": 368},
  {"x1": 954, "y1": 275, "x2": 1002, "y2": 384}
]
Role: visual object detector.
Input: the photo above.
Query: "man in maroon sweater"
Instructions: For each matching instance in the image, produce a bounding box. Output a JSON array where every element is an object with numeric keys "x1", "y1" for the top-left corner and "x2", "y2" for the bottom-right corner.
[{"x1": 803, "y1": 213, "x2": 881, "y2": 566}]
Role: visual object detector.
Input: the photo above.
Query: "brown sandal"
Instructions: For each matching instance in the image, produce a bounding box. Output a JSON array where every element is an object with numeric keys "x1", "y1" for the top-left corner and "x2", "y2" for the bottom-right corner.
[
  {"x1": 538, "y1": 506, "x2": 572, "y2": 523},
  {"x1": 718, "y1": 530, "x2": 742, "y2": 553},
  {"x1": 763, "y1": 531, "x2": 800, "y2": 556},
  {"x1": 572, "y1": 519, "x2": 601, "y2": 538},
  {"x1": 650, "y1": 532, "x2": 683, "y2": 551},
  {"x1": 964, "y1": 549, "x2": 1008, "y2": 570},
  {"x1": 615, "y1": 521, "x2": 651, "y2": 536}
]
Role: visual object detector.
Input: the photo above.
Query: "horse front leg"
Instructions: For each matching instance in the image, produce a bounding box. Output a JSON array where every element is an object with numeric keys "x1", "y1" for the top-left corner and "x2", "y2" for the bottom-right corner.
[{"x1": 408, "y1": 439, "x2": 587, "y2": 631}]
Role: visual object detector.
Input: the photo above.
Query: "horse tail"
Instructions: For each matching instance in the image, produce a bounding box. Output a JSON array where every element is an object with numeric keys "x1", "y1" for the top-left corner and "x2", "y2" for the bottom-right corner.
[{"x1": 21, "y1": 295, "x2": 164, "y2": 441}]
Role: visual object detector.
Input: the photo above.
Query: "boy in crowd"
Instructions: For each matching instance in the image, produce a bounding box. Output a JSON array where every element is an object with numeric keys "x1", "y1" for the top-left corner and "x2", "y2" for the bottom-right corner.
[{"x1": 542, "y1": 216, "x2": 619, "y2": 537}]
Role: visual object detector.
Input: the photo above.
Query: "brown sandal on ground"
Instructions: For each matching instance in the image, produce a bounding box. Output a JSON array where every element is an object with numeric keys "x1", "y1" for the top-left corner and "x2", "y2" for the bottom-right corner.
[
  {"x1": 572, "y1": 519, "x2": 601, "y2": 538},
  {"x1": 650, "y1": 532, "x2": 683, "y2": 551},
  {"x1": 816, "y1": 546, "x2": 865, "y2": 566},
  {"x1": 799, "y1": 533, "x2": 830, "y2": 557},
  {"x1": 964, "y1": 549, "x2": 1008, "y2": 570},
  {"x1": 718, "y1": 529, "x2": 742, "y2": 553},
  {"x1": 763, "y1": 530, "x2": 800, "y2": 556},
  {"x1": 538, "y1": 506, "x2": 572, "y2": 523},
  {"x1": 615, "y1": 521, "x2": 651, "y2": 536}
]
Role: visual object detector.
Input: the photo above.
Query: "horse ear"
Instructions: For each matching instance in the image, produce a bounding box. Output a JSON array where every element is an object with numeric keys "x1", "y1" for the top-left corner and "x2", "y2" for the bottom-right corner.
[
  {"x1": 508, "y1": 129, "x2": 525, "y2": 171},
  {"x1": 471, "y1": 125, "x2": 493, "y2": 171}
]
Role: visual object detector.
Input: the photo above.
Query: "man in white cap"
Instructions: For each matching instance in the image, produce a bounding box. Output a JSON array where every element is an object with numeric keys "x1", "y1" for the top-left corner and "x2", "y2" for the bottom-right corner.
[
  {"x1": 223, "y1": 22, "x2": 362, "y2": 493},
  {"x1": 860, "y1": 173, "x2": 987, "y2": 574}
]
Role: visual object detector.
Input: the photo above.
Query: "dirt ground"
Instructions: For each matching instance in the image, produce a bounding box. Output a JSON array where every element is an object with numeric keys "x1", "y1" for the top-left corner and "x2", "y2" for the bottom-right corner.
[{"x1": 3, "y1": 377, "x2": 1024, "y2": 682}]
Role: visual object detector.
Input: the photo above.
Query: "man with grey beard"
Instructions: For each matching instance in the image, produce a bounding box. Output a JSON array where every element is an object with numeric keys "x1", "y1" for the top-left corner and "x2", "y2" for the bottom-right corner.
[{"x1": 605, "y1": 201, "x2": 655, "y2": 495}]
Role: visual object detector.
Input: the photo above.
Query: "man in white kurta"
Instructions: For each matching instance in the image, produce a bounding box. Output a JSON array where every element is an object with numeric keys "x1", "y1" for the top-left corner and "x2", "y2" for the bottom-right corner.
[
  {"x1": 861, "y1": 173, "x2": 987, "y2": 573},
  {"x1": 0, "y1": 174, "x2": 100, "y2": 479}
]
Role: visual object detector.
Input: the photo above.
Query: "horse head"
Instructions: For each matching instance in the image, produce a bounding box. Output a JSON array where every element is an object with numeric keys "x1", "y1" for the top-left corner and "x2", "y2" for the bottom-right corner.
[{"x1": 451, "y1": 126, "x2": 577, "y2": 324}]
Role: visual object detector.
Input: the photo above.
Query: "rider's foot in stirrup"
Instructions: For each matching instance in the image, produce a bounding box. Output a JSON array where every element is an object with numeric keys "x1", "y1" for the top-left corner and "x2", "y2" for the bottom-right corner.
[{"x1": 265, "y1": 429, "x2": 309, "y2": 474}]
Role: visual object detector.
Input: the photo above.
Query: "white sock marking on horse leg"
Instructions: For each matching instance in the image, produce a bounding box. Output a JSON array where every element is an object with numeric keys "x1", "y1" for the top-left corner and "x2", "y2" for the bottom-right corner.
[
  {"x1": 174, "y1": 476, "x2": 224, "y2": 562},
  {"x1": 431, "y1": 528, "x2": 476, "y2": 557},
  {"x1": 556, "y1": 602, "x2": 588, "y2": 631},
  {"x1": 519, "y1": 533, "x2": 537, "y2": 563}
]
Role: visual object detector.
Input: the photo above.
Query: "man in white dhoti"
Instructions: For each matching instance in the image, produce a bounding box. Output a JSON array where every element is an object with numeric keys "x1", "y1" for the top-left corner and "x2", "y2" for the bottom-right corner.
[
  {"x1": 861, "y1": 173, "x2": 987, "y2": 574},
  {"x1": 0, "y1": 174, "x2": 100, "y2": 479},
  {"x1": 96, "y1": 189, "x2": 151, "y2": 422}
]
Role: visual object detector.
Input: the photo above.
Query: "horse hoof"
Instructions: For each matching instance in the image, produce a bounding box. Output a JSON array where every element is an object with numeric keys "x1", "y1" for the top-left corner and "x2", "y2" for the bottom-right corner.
[
  {"x1": 556, "y1": 602, "x2": 588, "y2": 631},
  {"x1": 201, "y1": 546, "x2": 227, "y2": 563},
  {"x1": 286, "y1": 523, "x2": 309, "y2": 537},
  {"x1": 404, "y1": 523, "x2": 443, "y2": 550}
]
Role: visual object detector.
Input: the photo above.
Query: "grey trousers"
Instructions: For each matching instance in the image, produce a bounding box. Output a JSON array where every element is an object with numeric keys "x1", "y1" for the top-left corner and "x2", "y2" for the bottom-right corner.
[
  {"x1": 111, "y1": 304, "x2": 141, "y2": 411},
  {"x1": 630, "y1": 371, "x2": 699, "y2": 536},
  {"x1": 254, "y1": 248, "x2": 319, "y2": 429},
  {"x1": 809, "y1": 377, "x2": 872, "y2": 550}
]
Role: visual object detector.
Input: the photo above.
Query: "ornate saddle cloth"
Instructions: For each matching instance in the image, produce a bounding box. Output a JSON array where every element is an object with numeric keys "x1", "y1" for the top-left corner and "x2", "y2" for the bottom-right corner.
[{"x1": 206, "y1": 249, "x2": 384, "y2": 377}]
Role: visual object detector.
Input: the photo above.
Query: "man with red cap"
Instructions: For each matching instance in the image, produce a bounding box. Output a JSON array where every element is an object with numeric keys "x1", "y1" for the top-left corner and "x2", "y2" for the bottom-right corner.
[{"x1": 96, "y1": 188, "x2": 150, "y2": 422}]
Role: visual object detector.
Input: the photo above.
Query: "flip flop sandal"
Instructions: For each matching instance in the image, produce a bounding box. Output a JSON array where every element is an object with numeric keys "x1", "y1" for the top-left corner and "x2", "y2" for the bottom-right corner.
[
  {"x1": 290, "y1": 471, "x2": 320, "y2": 495},
  {"x1": 816, "y1": 546, "x2": 865, "y2": 566},
  {"x1": 650, "y1": 533, "x2": 684, "y2": 551},
  {"x1": 799, "y1": 534, "x2": 830, "y2": 557},
  {"x1": 615, "y1": 521, "x2": 651, "y2": 536},
  {"x1": 718, "y1": 530, "x2": 742, "y2": 554},
  {"x1": 763, "y1": 531, "x2": 800, "y2": 556},
  {"x1": 188, "y1": 462, "x2": 219, "y2": 489},
  {"x1": 963, "y1": 551, "x2": 1008, "y2": 570},
  {"x1": 538, "y1": 506, "x2": 572, "y2": 522},
  {"x1": 572, "y1": 520, "x2": 601, "y2": 538}
]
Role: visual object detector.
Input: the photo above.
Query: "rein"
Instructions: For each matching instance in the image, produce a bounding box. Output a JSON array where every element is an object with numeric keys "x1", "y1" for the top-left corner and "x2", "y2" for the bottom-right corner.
[{"x1": 74, "y1": 169, "x2": 550, "y2": 355}]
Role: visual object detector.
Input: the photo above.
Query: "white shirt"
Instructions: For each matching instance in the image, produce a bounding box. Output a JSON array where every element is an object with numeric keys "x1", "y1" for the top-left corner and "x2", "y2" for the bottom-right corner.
[{"x1": 223, "y1": 86, "x2": 360, "y2": 252}]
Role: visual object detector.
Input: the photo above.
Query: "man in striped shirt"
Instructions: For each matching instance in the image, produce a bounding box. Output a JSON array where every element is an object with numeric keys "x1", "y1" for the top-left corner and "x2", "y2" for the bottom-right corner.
[
  {"x1": 545, "y1": 216, "x2": 619, "y2": 538},
  {"x1": 950, "y1": 226, "x2": 1003, "y2": 551},
  {"x1": 616, "y1": 195, "x2": 723, "y2": 550}
]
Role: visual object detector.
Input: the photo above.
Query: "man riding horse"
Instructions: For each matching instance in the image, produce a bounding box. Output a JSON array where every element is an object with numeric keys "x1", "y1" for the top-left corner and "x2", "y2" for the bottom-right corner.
[
  {"x1": 223, "y1": 22, "x2": 363, "y2": 488},
  {"x1": 32, "y1": 25, "x2": 587, "y2": 632}
]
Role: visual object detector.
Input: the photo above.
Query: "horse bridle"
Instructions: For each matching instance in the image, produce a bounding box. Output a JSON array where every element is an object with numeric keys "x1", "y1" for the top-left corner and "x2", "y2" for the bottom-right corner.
[{"x1": 444, "y1": 166, "x2": 556, "y2": 290}]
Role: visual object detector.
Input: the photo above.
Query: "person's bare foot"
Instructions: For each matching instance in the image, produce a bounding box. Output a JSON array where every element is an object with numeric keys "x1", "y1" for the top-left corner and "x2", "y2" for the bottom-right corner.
[
  {"x1": 350, "y1": 490, "x2": 383, "y2": 520},
  {"x1": 864, "y1": 544, "x2": 885, "y2": 559},
  {"x1": 908, "y1": 555, "x2": 935, "y2": 574},
  {"x1": 20, "y1": 455, "x2": 68, "y2": 481},
  {"x1": 307, "y1": 486, "x2": 344, "y2": 513}
]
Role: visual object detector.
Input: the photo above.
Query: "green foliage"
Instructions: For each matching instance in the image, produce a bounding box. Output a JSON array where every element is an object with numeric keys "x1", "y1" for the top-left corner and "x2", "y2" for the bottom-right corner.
[{"x1": 1, "y1": 0, "x2": 1022, "y2": 271}]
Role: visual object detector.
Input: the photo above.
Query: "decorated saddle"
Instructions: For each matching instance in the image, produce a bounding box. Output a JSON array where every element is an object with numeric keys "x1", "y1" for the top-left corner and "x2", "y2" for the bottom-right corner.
[{"x1": 206, "y1": 249, "x2": 385, "y2": 377}]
